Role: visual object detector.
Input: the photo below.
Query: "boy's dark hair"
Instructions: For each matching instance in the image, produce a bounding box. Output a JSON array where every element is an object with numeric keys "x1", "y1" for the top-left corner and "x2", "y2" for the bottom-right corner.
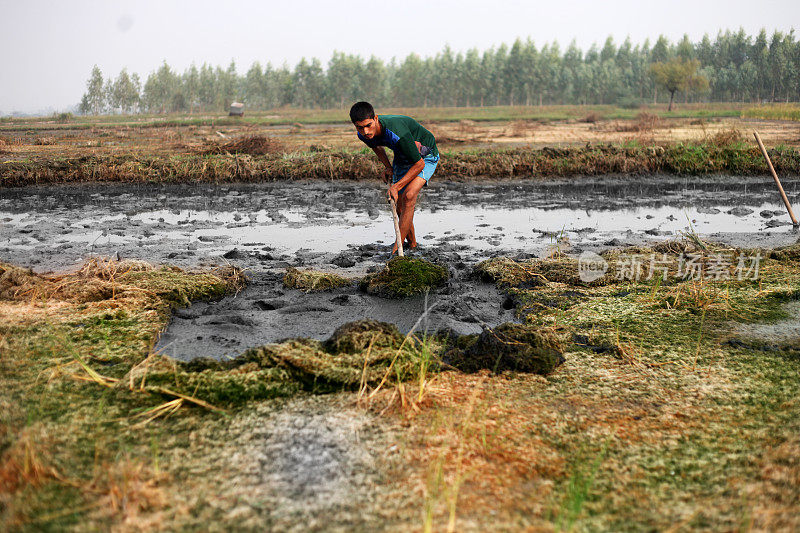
[{"x1": 349, "y1": 101, "x2": 375, "y2": 123}]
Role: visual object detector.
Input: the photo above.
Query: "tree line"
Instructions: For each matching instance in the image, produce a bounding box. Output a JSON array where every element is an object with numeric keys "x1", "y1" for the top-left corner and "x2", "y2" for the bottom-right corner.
[{"x1": 79, "y1": 28, "x2": 799, "y2": 115}]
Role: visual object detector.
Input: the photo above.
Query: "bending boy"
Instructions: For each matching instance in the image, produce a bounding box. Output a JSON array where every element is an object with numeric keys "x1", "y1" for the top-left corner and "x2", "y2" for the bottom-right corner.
[{"x1": 350, "y1": 101, "x2": 439, "y2": 253}]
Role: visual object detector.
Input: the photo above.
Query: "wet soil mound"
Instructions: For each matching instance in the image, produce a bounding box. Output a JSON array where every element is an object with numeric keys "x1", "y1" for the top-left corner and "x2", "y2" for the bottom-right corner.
[
  {"x1": 360, "y1": 257, "x2": 448, "y2": 298},
  {"x1": 445, "y1": 323, "x2": 565, "y2": 375},
  {"x1": 770, "y1": 243, "x2": 800, "y2": 263},
  {"x1": 323, "y1": 319, "x2": 403, "y2": 354}
]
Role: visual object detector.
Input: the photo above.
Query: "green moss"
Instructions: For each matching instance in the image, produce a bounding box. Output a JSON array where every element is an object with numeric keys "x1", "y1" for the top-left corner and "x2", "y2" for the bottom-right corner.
[
  {"x1": 282, "y1": 267, "x2": 351, "y2": 292},
  {"x1": 360, "y1": 257, "x2": 448, "y2": 298}
]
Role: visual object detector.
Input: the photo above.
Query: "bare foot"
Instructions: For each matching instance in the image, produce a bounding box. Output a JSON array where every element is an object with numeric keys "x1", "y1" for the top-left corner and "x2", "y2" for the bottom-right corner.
[{"x1": 391, "y1": 242, "x2": 415, "y2": 255}]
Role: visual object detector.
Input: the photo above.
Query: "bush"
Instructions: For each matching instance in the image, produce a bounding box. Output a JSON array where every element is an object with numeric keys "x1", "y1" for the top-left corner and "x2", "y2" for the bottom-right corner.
[{"x1": 617, "y1": 96, "x2": 644, "y2": 110}]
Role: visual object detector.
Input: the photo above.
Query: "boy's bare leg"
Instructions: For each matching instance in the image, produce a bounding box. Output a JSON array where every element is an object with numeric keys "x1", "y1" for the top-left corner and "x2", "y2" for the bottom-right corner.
[
  {"x1": 394, "y1": 202, "x2": 415, "y2": 248},
  {"x1": 405, "y1": 223, "x2": 417, "y2": 248},
  {"x1": 392, "y1": 176, "x2": 426, "y2": 254}
]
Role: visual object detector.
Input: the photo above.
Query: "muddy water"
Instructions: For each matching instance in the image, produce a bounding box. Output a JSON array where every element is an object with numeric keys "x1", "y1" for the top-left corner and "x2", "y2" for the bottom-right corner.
[
  {"x1": 2, "y1": 176, "x2": 798, "y2": 359},
  {"x1": 2, "y1": 176, "x2": 798, "y2": 273}
]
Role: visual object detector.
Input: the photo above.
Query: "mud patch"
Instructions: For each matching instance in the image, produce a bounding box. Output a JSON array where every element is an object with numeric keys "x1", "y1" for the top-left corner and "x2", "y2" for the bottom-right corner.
[
  {"x1": 732, "y1": 300, "x2": 800, "y2": 346},
  {"x1": 156, "y1": 268, "x2": 516, "y2": 361}
]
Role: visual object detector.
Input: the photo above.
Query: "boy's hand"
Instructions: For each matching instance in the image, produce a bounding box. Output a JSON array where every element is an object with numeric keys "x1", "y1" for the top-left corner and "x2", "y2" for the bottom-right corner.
[
  {"x1": 387, "y1": 184, "x2": 399, "y2": 203},
  {"x1": 382, "y1": 167, "x2": 393, "y2": 184}
]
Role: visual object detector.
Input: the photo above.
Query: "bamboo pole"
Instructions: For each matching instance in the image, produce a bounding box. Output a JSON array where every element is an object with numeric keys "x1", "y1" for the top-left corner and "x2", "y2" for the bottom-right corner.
[
  {"x1": 389, "y1": 198, "x2": 404, "y2": 256},
  {"x1": 753, "y1": 131, "x2": 799, "y2": 226}
]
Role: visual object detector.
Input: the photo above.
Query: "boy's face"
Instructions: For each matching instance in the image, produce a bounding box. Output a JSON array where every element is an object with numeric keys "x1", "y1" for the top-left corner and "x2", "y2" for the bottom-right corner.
[{"x1": 354, "y1": 116, "x2": 380, "y2": 139}]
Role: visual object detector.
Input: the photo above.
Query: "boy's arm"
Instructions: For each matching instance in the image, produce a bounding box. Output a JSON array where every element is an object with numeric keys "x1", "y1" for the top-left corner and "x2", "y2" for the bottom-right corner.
[
  {"x1": 388, "y1": 159, "x2": 425, "y2": 201},
  {"x1": 371, "y1": 146, "x2": 393, "y2": 183},
  {"x1": 387, "y1": 135, "x2": 425, "y2": 201}
]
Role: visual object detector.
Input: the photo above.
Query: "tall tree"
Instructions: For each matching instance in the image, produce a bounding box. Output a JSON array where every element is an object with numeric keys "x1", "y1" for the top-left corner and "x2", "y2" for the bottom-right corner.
[
  {"x1": 82, "y1": 65, "x2": 106, "y2": 115},
  {"x1": 650, "y1": 58, "x2": 707, "y2": 110}
]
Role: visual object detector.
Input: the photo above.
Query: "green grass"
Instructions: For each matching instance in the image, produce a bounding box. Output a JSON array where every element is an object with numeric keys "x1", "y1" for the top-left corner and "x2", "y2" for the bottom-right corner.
[
  {"x1": 0, "y1": 103, "x2": 753, "y2": 132},
  {"x1": 475, "y1": 241, "x2": 800, "y2": 530}
]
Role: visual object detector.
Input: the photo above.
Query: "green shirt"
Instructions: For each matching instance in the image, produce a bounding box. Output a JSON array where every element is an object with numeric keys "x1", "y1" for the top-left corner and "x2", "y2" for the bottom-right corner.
[{"x1": 357, "y1": 114, "x2": 438, "y2": 164}]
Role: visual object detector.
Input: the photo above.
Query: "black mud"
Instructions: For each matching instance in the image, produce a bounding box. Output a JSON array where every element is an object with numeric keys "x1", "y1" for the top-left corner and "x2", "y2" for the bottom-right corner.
[{"x1": 156, "y1": 251, "x2": 516, "y2": 361}]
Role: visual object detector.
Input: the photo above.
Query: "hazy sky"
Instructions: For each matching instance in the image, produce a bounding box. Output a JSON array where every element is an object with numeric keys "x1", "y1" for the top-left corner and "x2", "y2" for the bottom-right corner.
[{"x1": 1, "y1": 0, "x2": 798, "y2": 114}]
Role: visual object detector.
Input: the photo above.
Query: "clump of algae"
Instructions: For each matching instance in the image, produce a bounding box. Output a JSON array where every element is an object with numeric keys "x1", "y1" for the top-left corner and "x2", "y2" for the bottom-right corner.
[
  {"x1": 360, "y1": 257, "x2": 448, "y2": 298},
  {"x1": 445, "y1": 322, "x2": 565, "y2": 374},
  {"x1": 476, "y1": 256, "x2": 617, "y2": 288},
  {"x1": 323, "y1": 319, "x2": 403, "y2": 354},
  {"x1": 283, "y1": 267, "x2": 351, "y2": 292}
]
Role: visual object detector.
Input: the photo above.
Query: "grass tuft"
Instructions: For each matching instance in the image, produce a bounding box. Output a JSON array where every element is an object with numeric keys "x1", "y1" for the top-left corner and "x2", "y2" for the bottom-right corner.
[{"x1": 283, "y1": 267, "x2": 351, "y2": 292}]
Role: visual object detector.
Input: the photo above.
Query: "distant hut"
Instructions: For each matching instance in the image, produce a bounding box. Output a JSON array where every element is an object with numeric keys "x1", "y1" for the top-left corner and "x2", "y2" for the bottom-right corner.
[{"x1": 229, "y1": 102, "x2": 245, "y2": 117}]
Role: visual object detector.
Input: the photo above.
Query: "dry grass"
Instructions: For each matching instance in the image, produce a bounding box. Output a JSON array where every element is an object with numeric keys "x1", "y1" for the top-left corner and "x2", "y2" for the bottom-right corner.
[
  {"x1": 613, "y1": 112, "x2": 661, "y2": 133},
  {"x1": 506, "y1": 120, "x2": 538, "y2": 137},
  {"x1": 283, "y1": 267, "x2": 351, "y2": 292},
  {"x1": 201, "y1": 134, "x2": 285, "y2": 156},
  {"x1": 581, "y1": 112, "x2": 602, "y2": 123},
  {"x1": 706, "y1": 124, "x2": 743, "y2": 147},
  {"x1": 2, "y1": 239, "x2": 800, "y2": 530},
  {"x1": 0, "y1": 426, "x2": 61, "y2": 496},
  {"x1": 370, "y1": 372, "x2": 565, "y2": 530},
  {"x1": 87, "y1": 457, "x2": 168, "y2": 529}
]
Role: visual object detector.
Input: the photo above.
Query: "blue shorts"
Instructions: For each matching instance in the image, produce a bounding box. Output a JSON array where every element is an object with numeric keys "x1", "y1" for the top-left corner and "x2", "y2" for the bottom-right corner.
[{"x1": 392, "y1": 153, "x2": 439, "y2": 188}]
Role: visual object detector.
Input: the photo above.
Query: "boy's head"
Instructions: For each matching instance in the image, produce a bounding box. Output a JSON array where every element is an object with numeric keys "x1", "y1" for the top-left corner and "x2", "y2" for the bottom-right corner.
[{"x1": 350, "y1": 101, "x2": 380, "y2": 139}]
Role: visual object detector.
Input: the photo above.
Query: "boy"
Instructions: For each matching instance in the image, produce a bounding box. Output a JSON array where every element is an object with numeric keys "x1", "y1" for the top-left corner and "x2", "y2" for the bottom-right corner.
[{"x1": 350, "y1": 101, "x2": 439, "y2": 253}]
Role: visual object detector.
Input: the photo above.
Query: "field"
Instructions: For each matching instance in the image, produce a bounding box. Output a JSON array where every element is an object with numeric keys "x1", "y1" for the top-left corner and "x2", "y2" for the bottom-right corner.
[{"x1": 2, "y1": 104, "x2": 800, "y2": 531}]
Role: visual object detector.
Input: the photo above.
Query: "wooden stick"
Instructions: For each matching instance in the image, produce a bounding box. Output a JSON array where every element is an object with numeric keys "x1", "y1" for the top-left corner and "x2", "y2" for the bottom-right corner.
[
  {"x1": 389, "y1": 198, "x2": 404, "y2": 257},
  {"x1": 753, "y1": 131, "x2": 799, "y2": 226}
]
